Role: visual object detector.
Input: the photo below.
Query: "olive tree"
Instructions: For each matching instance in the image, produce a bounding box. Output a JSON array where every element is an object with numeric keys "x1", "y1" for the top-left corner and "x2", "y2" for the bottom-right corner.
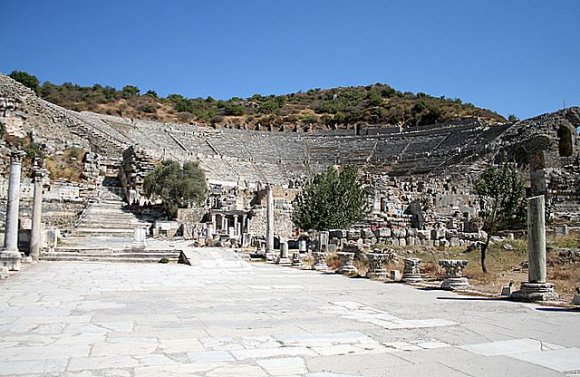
[
  {"x1": 143, "y1": 160, "x2": 207, "y2": 218},
  {"x1": 293, "y1": 165, "x2": 368, "y2": 231}
]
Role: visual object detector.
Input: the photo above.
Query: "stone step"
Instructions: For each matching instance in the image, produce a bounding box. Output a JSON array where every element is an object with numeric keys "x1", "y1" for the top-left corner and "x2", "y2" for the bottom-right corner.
[
  {"x1": 76, "y1": 222, "x2": 148, "y2": 228},
  {"x1": 40, "y1": 249, "x2": 180, "y2": 263},
  {"x1": 39, "y1": 255, "x2": 178, "y2": 263},
  {"x1": 75, "y1": 227, "x2": 142, "y2": 233}
]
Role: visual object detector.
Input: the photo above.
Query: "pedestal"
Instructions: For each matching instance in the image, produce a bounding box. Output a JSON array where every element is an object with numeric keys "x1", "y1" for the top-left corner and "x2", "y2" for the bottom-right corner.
[
  {"x1": 439, "y1": 259, "x2": 472, "y2": 291},
  {"x1": 291, "y1": 252, "x2": 302, "y2": 268},
  {"x1": 276, "y1": 242, "x2": 291, "y2": 264},
  {"x1": 337, "y1": 252, "x2": 358, "y2": 275},
  {"x1": 511, "y1": 282, "x2": 558, "y2": 302},
  {"x1": 312, "y1": 252, "x2": 329, "y2": 271},
  {"x1": 402, "y1": 258, "x2": 422, "y2": 283},
  {"x1": 366, "y1": 253, "x2": 388, "y2": 279},
  {"x1": 0, "y1": 252, "x2": 21, "y2": 271}
]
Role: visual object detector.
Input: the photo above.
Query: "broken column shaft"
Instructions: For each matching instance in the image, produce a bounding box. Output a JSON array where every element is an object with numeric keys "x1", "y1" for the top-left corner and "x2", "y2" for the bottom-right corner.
[
  {"x1": 511, "y1": 195, "x2": 558, "y2": 301},
  {"x1": 266, "y1": 185, "x2": 274, "y2": 254},
  {"x1": 29, "y1": 168, "x2": 47, "y2": 261}
]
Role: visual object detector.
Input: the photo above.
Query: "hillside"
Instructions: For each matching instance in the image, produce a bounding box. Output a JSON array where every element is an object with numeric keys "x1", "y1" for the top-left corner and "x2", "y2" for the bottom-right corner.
[{"x1": 8, "y1": 71, "x2": 507, "y2": 131}]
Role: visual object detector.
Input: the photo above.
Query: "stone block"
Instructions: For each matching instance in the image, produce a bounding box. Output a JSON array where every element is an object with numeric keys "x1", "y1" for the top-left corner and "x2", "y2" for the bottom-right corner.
[
  {"x1": 361, "y1": 228, "x2": 375, "y2": 239},
  {"x1": 398, "y1": 238, "x2": 406, "y2": 247},
  {"x1": 555, "y1": 225, "x2": 569, "y2": 236},
  {"x1": 406, "y1": 228, "x2": 418, "y2": 237},
  {"x1": 347, "y1": 229, "x2": 361, "y2": 241},
  {"x1": 374, "y1": 228, "x2": 391, "y2": 238},
  {"x1": 329, "y1": 229, "x2": 347, "y2": 239},
  {"x1": 406, "y1": 237, "x2": 415, "y2": 246},
  {"x1": 0, "y1": 266, "x2": 8, "y2": 279},
  {"x1": 416, "y1": 230, "x2": 431, "y2": 240},
  {"x1": 432, "y1": 229, "x2": 445, "y2": 239},
  {"x1": 390, "y1": 270, "x2": 402, "y2": 281}
]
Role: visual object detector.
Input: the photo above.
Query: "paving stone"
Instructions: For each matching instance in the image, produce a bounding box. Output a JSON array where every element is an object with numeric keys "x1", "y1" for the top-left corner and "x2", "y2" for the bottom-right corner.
[
  {"x1": 1, "y1": 260, "x2": 579, "y2": 377},
  {"x1": 459, "y1": 338, "x2": 565, "y2": 356},
  {"x1": 256, "y1": 357, "x2": 308, "y2": 376},
  {"x1": 508, "y1": 348, "x2": 580, "y2": 373},
  {"x1": 0, "y1": 359, "x2": 69, "y2": 376}
]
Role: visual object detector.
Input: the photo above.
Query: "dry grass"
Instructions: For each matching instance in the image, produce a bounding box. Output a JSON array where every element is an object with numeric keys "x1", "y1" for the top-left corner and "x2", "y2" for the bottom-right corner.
[
  {"x1": 47, "y1": 147, "x2": 86, "y2": 182},
  {"x1": 398, "y1": 237, "x2": 580, "y2": 303}
]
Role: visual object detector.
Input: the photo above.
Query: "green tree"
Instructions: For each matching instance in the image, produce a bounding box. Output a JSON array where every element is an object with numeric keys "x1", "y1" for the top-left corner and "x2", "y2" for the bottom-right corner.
[
  {"x1": 293, "y1": 166, "x2": 368, "y2": 230},
  {"x1": 121, "y1": 85, "x2": 140, "y2": 98},
  {"x1": 475, "y1": 163, "x2": 526, "y2": 273},
  {"x1": 143, "y1": 160, "x2": 208, "y2": 218},
  {"x1": 508, "y1": 114, "x2": 519, "y2": 122},
  {"x1": 9, "y1": 70, "x2": 40, "y2": 93}
]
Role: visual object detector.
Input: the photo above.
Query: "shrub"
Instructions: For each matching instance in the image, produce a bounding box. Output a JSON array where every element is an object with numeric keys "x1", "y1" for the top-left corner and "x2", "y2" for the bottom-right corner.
[{"x1": 9, "y1": 70, "x2": 40, "y2": 93}]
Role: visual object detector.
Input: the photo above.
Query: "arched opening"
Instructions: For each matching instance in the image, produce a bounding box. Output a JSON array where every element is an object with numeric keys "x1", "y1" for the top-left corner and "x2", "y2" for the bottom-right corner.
[{"x1": 557, "y1": 125, "x2": 573, "y2": 157}]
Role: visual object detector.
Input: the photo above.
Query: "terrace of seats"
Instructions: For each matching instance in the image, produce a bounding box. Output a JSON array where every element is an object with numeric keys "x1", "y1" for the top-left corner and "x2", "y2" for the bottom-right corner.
[{"x1": 87, "y1": 112, "x2": 511, "y2": 184}]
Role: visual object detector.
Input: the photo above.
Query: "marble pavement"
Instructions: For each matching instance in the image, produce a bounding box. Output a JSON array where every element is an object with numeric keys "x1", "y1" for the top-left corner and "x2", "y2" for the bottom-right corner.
[{"x1": 0, "y1": 248, "x2": 579, "y2": 377}]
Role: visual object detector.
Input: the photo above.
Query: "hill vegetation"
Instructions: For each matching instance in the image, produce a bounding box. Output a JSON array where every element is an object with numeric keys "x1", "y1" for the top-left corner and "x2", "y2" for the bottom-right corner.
[{"x1": 9, "y1": 70, "x2": 506, "y2": 130}]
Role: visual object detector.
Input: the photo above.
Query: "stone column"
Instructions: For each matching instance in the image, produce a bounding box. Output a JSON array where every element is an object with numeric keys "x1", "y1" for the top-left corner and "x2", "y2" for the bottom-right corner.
[
  {"x1": 206, "y1": 222, "x2": 214, "y2": 247},
  {"x1": 318, "y1": 231, "x2": 329, "y2": 252},
  {"x1": 266, "y1": 185, "x2": 274, "y2": 254},
  {"x1": 221, "y1": 214, "x2": 227, "y2": 232},
  {"x1": 512, "y1": 195, "x2": 558, "y2": 301},
  {"x1": 1, "y1": 151, "x2": 25, "y2": 271},
  {"x1": 528, "y1": 196, "x2": 546, "y2": 283},
  {"x1": 233, "y1": 214, "x2": 239, "y2": 236},
  {"x1": 211, "y1": 213, "x2": 216, "y2": 230},
  {"x1": 241, "y1": 214, "x2": 247, "y2": 234},
  {"x1": 29, "y1": 168, "x2": 47, "y2": 261}
]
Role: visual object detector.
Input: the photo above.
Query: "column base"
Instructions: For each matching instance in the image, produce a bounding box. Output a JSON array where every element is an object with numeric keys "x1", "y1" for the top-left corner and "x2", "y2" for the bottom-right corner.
[
  {"x1": 0, "y1": 250, "x2": 22, "y2": 271},
  {"x1": 511, "y1": 282, "x2": 558, "y2": 302},
  {"x1": 366, "y1": 270, "x2": 388, "y2": 280},
  {"x1": 441, "y1": 277, "x2": 472, "y2": 291},
  {"x1": 276, "y1": 257, "x2": 292, "y2": 265},
  {"x1": 337, "y1": 265, "x2": 358, "y2": 275},
  {"x1": 265, "y1": 252, "x2": 277, "y2": 262},
  {"x1": 402, "y1": 274, "x2": 423, "y2": 283},
  {"x1": 312, "y1": 252, "x2": 329, "y2": 271},
  {"x1": 0, "y1": 266, "x2": 9, "y2": 279}
]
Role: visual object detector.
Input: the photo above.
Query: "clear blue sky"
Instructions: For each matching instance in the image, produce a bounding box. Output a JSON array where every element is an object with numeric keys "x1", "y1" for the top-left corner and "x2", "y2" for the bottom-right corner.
[{"x1": 1, "y1": 0, "x2": 578, "y2": 120}]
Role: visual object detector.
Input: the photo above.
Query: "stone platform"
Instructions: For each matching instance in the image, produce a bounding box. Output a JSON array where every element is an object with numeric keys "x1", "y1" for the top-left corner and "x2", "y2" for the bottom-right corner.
[{"x1": 1, "y1": 251, "x2": 579, "y2": 377}]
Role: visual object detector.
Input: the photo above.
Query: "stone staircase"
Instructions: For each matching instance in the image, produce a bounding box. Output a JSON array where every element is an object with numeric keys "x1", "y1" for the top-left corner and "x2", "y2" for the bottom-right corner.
[{"x1": 41, "y1": 179, "x2": 180, "y2": 263}]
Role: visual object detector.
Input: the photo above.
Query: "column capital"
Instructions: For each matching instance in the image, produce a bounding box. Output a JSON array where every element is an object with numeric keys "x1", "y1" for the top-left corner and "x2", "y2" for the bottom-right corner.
[
  {"x1": 10, "y1": 150, "x2": 26, "y2": 163},
  {"x1": 33, "y1": 168, "x2": 48, "y2": 182}
]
